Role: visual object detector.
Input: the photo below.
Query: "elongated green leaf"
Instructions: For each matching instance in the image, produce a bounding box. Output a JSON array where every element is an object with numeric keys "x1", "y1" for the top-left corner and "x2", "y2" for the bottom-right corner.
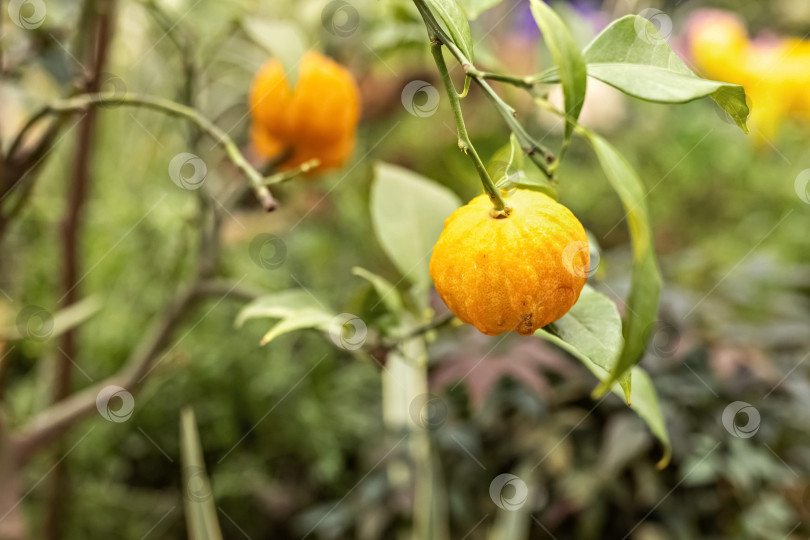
[
  {"x1": 241, "y1": 20, "x2": 307, "y2": 88},
  {"x1": 582, "y1": 131, "x2": 661, "y2": 398},
  {"x1": 529, "y1": 0, "x2": 587, "y2": 155},
  {"x1": 586, "y1": 65, "x2": 722, "y2": 100},
  {"x1": 579, "y1": 363, "x2": 670, "y2": 468},
  {"x1": 180, "y1": 408, "x2": 223, "y2": 540},
  {"x1": 458, "y1": 0, "x2": 503, "y2": 20},
  {"x1": 235, "y1": 290, "x2": 335, "y2": 345},
  {"x1": 423, "y1": 0, "x2": 475, "y2": 62},
  {"x1": 235, "y1": 290, "x2": 325, "y2": 327},
  {"x1": 621, "y1": 368, "x2": 670, "y2": 468},
  {"x1": 259, "y1": 311, "x2": 334, "y2": 345},
  {"x1": 536, "y1": 285, "x2": 630, "y2": 396},
  {"x1": 371, "y1": 162, "x2": 462, "y2": 289},
  {"x1": 582, "y1": 15, "x2": 749, "y2": 131},
  {"x1": 352, "y1": 267, "x2": 404, "y2": 316},
  {"x1": 536, "y1": 289, "x2": 670, "y2": 467},
  {"x1": 487, "y1": 134, "x2": 556, "y2": 198}
]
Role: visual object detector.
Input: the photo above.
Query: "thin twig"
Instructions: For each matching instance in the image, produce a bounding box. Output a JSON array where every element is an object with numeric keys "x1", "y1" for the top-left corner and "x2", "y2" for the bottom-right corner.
[
  {"x1": 429, "y1": 40, "x2": 508, "y2": 214},
  {"x1": 412, "y1": 0, "x2": 556, "y2": 179},
  {"x1": 10, "y1": 93, "x2": 279, "y2": 211}
]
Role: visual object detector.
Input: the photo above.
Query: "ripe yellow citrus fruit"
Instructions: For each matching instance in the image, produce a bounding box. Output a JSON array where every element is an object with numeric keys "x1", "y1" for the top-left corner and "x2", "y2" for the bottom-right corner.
[
  {"x1": 249, "y1": 51, "x2": 361, "y2": 171},
  {"x1": 429, "y1": 189, "x2": 589, "y2": 336}
]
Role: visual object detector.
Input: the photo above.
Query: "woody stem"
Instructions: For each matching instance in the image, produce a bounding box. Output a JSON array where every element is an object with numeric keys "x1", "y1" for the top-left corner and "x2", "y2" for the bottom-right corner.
[{"x1": 9, "y1": 93, "x2": 278, "y2": 211}]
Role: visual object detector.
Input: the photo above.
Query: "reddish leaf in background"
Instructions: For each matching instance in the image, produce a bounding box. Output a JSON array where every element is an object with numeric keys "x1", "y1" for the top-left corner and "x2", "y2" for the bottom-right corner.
[{"x1": 430, "y1": 334, "x2": 578, "y2": 408}]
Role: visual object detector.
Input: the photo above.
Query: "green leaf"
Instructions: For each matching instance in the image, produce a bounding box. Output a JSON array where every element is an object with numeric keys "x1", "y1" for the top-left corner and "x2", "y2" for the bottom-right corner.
[
  {"x1": 487, "y1": 134, "x2": 556, "y2": 198},
  {"x1": 457, "y1": 0, "x2": 503, "y2": 20},
  {"x1": 536, "y1": 289, "x2": 670, "y2": 467},
  {"x1": 529, "y1": 0, "x2": 587, "y2": 156},
  {"x1": 235, "y1": 290, "x2": 326, "y2": 327},
  {"x1": 536, "y1": 285, "x2": 630, "y2": 396},
  {"x1": 258, "y1": 311, "x2": 334, "y2": 346},
  {"x1": 241, "y1": 19, "x2": 307, "y2": 88},
  {"x1": 618, "y1": 368, "x2": 671, "y2": 468},
  {"x1": 582, "y1": 15, "x2": 749, "y2": 132},
  {"x1": 423, "y1": 0, "x2": 475, "y2": 62},
  {"x1": 582, "y1": 131, "x2": 661, "y2": 398},
  {"x1": 235, "y1": 290, "x2": 335, "y2": 345},
  {"x1": 352, "y1": 267, "x2": 404, "y2": 316},
  {"x1": 371, "y1": 162, "x2": 462, "y2": 289},
  {"x1": 581, "y1": 364, "x2": 671, "y2": 469},
  {"x1": 180, "y1": 408, "x2": 224, "y2": 540}
]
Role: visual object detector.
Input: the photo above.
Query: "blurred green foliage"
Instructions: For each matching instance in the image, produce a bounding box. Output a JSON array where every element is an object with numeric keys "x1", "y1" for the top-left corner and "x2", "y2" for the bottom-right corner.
[{"x1": 1, "y1": 0, "x2": 809, "y2": 539}]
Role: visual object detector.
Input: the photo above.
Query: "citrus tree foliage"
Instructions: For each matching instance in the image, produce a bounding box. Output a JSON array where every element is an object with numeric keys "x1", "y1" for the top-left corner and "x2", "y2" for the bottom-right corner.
[{"x1": 241, "y1": 1, "x2": 749, "y2": 488}]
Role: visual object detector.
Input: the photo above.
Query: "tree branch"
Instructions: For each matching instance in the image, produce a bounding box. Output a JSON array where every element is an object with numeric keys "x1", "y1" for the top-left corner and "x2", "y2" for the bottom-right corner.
[
  {"x1": 9, "y1": 93, "x2": 279, "y2": 211},
  {"x1": 14, "y1": 285, "x2": 197, "y2": 462},
  {"x1": 12, "y1": 277, "x2": 254, "y2": 462},
  {"x1": 47, "y1": 2, "x2": 116, "y2": 535}
]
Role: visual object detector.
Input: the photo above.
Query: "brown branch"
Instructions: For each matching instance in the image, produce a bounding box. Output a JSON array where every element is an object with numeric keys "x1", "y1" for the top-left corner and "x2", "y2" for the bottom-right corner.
[
  {"x1": 0, "y1": 416, "x2": 25, "y2": 540},
  {"x1": 12, "y1": 277, "x2": 254, "y2": 462},
  {"x1": 47, "y1": 2, "x2": 116, "y2": 536},
  {"x1": 15, "y1": 285, "x2": 197, "y2": 462},
  {"x1": 13, "y1": 167, "x2": 242, "y2": 462},
  {"x1": 57, "y1": 0, "x2": 114, "y2": 403},
  {"x1": 0, "y1": 117, "x2": 72, "y2": 262}
]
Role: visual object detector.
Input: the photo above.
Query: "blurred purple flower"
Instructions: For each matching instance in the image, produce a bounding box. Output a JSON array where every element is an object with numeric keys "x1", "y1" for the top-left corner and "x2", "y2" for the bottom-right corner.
[{"x1": 510, "y1": 0, "x2": 609, "y2": 42}]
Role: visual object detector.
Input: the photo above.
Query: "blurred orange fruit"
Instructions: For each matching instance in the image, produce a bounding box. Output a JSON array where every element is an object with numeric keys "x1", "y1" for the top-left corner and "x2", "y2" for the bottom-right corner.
[
  {"x1": 249, "y1": 51, "x2": 360, "y2": 171},
  {"x1": 688, "y1": 10, "x2": 810, "y2": 141},
  {"x1": 429, "y1": 189, "x2": 589, "y2": 336}
]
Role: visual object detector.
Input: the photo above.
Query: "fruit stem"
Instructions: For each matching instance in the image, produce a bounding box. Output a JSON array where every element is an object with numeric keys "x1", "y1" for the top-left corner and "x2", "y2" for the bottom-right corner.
[{"x1": 428, "y1": 40, "x2": 509, "y2": 215}]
